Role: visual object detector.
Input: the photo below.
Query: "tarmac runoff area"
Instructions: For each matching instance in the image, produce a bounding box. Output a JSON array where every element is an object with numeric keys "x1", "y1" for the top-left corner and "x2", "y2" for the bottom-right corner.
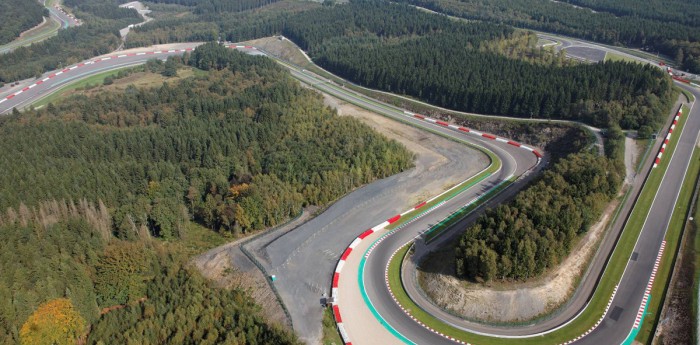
[{"x1": 242, "y1": 116, "x2": 489, "y2": 344}]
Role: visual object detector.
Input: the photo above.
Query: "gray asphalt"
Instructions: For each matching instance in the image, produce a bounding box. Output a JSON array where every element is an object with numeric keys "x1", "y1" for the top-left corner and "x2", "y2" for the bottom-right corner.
[
  {"x1": 0, "y1": 42, "x2": 539, "y2": 344},
  {"x1": 0, "y1": 43, "x2": 201, "y2": 114},
  {"x1": 242, "y1": 57, "x2": 543, "y2": 343},
  {"x1": 356, "y1": 46, "x2": 698, "y2": 345},
  {"x1": 1, "y1": 32, "x2": 694, "y2": 345}
]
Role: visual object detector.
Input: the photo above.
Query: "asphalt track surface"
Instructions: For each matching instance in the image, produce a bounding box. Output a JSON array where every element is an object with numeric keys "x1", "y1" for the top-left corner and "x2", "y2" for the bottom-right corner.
[
  {"x1": 0, "y1": 41, "x2": 538, "y2": 343},
  {"x1": 0, "y1": 0, "x2": 79, "y2": 55},
  {"x1": 1, "y1": 35, "x2": 697, "y2": 345},
  {"x1": 0, "y1": 43, "x2": 201, "y2": 114},
  {"x1": 351, "y1": 59, "x2": 699, "y2": 345},
  {"x1": 361, "y1": 88, "x2": 698, "y2": 345}
]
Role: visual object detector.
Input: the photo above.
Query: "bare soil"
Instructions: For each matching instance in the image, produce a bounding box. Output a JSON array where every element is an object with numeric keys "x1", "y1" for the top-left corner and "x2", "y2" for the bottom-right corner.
[
  {"x1": 192, "y1": 207, "x2": 317, "y2": 327},
  {"x1": 192, "y1": 90, "x2": 454, "y2": 330},
  {"x1": 242, "y1": 36, "x2": 312, "y2": 67}
]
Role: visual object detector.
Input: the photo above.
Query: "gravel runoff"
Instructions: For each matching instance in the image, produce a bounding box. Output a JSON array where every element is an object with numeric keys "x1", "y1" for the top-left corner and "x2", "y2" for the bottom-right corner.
[{"x1": 240, "y1": 125, "x2": 488, "y2": 344}]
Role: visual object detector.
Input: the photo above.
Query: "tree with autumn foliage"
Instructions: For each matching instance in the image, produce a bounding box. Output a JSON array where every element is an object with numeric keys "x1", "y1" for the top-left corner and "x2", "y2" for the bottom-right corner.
[{"x1": 20, "y1": 298, "x2": 86, "y2": 345}]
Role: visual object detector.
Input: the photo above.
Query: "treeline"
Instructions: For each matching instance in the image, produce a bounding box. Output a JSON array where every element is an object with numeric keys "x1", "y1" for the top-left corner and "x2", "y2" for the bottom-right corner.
[
  {"x1": 0, "y1": 0, "x2": 140, "y2": 82},
  {"x1": 393, "y1": 0, "x2": 700, "y2": 73},
  {"x1": 455, "y1": 149, "x2": 623, "y2": 281},
  {"x1": 124, "y1": 1, "x2": 312, "y2": 48},
  {"x1": 146, "y1": 0, "x2": 281, "y2": 14},
  {"x1": 0, "y1": 0, "x2": 47, "y2": 45},
  {"x1": 0, "y1": 203, "x2": 299, "y2": 344},
  {"x1": 0, "y1": 43, "x2": 413, "y2": 239},
  {"x1": 277, "y1": 1, "x2": 673, "y2": 130},
  {"x1": 125, "y1": 0, "x2": 674, "y2": 130}
]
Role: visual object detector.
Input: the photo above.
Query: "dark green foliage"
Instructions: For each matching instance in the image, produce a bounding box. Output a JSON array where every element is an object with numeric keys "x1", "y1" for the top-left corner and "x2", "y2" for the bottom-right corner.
[
  {"x1": 0, "y1": 206, "x2": 298, "y2": 344},
  {"x1": 393, "y1": 0, "x2": 700, "y2": 73},
  {"x1": 275, "y1": 1, "x2": 674, "y2": 130},
  {"x1": 0, "y1": 0, "x2": 140, "y2": 83},
  {"x1": 455, "y1": 150, "x2": 623, "y2": 281},
  {"x1": 147, "y1": 0, "x2": 281, "y2": 14},
  {"x1": 0, "y1": 215, "x2": 104, "y2": 344},
  {"x1": 89, "y1": 264, "x2": 299, "y2": 345},
  {"x1": 0, "y1": 44, "x2": 413, "y2": 238},
  {"x1": 0, "y1": 0, "x2": 47, "y2": 45}
]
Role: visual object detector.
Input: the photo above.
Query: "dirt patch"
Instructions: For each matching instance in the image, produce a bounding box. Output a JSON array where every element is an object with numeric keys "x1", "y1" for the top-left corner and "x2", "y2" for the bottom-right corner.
[
  {"x1": 625, "y1": 136, "x2": 640, "y2": 183},
  {"x1": 242, "y1": 36, "x2": 312, "y2": 67},
  {"x1": 418, "y1": 196, "x2": 620, "y2": 322},
  {"x1": 192, "y1": 207, "x2": 318, "y2": 327}
]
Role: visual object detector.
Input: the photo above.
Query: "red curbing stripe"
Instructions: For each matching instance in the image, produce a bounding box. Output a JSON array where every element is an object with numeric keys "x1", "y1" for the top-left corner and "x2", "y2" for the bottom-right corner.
[
  {"x1": 244, "y1": 45, "x2": 253, "y2": 49},
  {"x1": 458, "y1": 127, "x2": 470, "y2": 132},
  {"x1": 387, "y1": 215, "x2": 401, "y2": 224},
  {"x1": 436, "y1": 120, "x2": 449, "y2": 127},
  {"x1": 673, "y1": 120, "x2": 678, "y2": 125},
  {"x1": 482, "y1": 133, "x2": 496, "y2": 140},
  {"x1": 413, "y1": 114, "x2": 425, "y2": 120},
  {"x1": 332, "y1": 272, "x2": 340, "y2": 288},
  {"x1": 333, "y1": 305, "x2": 343, "y2": 322},
  {"x1": 77, "y1": 63, "x2": 84, "y2": 67},
  {"x1": 358, "y1": 229, "x2": 373, "y2": 239},
  {"x1": 507, "y1": 141, "x2": 521, "y2": 147},
  {"x1": 7, "y1": 94, "x2": 15, "y2": 100},
  {"x1": 36, "y1": 80, "x2": 43, "y2": 85},
  {"x1": 533, "y1": 150, "x2": 543, "y2": 158},
  {"x1": 146, "y1": 51, "x2": 155, "y2": 54},
  {"x1": 21, "y1": 87, "x2": 29, "y2": 92},
  {"x1": 185, "y1": 47, "x2": 194, "y2": 51},
  {"x1": 340, "y1": 248, "x2": 352, "y2": 261},
  {"x1": 660, "y1": 147, "x2": 665, "y2": 153},
  {"x1": 62, "y1": 68, "x2": 70, "y2": 73},
  {"x1": 48, "y1": 73, "x2": 56, "y2": 78},
  {"x1": 414, "y1": 201, "x2": 427, "y2": 209},
  {"x1": 665, "y1": 139, "x2": 669, "y2": 144},
  {"x1": 655, "y1": 157, "x2": 661, "y2": 164}
]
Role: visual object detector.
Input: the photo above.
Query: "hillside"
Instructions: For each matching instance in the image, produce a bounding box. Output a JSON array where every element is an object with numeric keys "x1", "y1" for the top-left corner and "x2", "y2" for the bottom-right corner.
[{"x1": 0, "y1": 44, "x2": 413, "y2": 344}]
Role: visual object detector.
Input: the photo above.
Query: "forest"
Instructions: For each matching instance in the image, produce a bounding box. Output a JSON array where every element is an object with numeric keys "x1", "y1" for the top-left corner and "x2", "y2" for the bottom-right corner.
[
  {"x1": 0, "y1": 43, "x2": 413, "y2": 237},
  {"x1": 0, "y1": 0, "x2": 47, "y2": 45},
  {"x1": 146, "y1": 0, "x2": 281, "y2": 14},
  {"x1": 0, "y1": 44, "x2": 412, "y2": 343},
  {"x1": 0, "y1": 201, "x2": 299, "y2": 345},
  {"x1": 393, "y1": 0, "x2": 700, "y2": 73},
  {"x1": 126, "y1": 0, "x2": 674, "y2": 131},
  {"x1": 455, "y1": 144, "x2": 624, "y2": 281},
  {"x1": 279, "y1": 1, "x2": 673, "y2": 131},
  {"x1": 0, "y1": 0, "x2": 141, "y2": 83}
]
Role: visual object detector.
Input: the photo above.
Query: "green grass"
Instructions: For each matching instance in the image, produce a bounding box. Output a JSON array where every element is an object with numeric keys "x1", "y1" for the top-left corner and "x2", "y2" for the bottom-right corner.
[
  {"x1": 680, "y1": 88, "x2": 696, "y2": 103},
  {"x1": 693, "y1": 201, "x2": 700, "y2": 344},
  {"x1": 385, "y1": 104, "x2": 690, "y2": 344},
  {"x1": 424, "y1": 177, "x2": 515, "y2": 243},
  {"x1": 637, "y1": 105, "x2": 698, "y2": 343},
  {"x1": 604, "y1": 52, "x2": 640, "y2": 64},
  {"x1": 322, "y1": 306, "x2": 344, "y2": 345},
  {"x1": 0, "y1": 16, "x2": 61, "y2": 54},
  {"x1": 31, "y1": 66, "x2": 136, "y2": 108}
]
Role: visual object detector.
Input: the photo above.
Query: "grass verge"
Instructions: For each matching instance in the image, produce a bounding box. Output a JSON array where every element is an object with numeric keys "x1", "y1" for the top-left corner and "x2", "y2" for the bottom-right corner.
[
  {"x1": 604, "y1": 52, "x2": 639, "y2": 64},
  {"x1": 322, "y1": 306, "x2": 344, "y2": 345},
  {"x1": 637, "y1": 107, "x2": 698, "y2": 343},
  {"x1": 694, "y1": 201, "x2": 700, "y2": 344},
  {"x1": 424, "y1": 177, "x2": 515, "y2": 243},
  {"x1": 385, "y1": 104, "x2": 690, "y2": 344},
  {"x1": 31, "y1": 66, "x2": 136, "y2": 108}
]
